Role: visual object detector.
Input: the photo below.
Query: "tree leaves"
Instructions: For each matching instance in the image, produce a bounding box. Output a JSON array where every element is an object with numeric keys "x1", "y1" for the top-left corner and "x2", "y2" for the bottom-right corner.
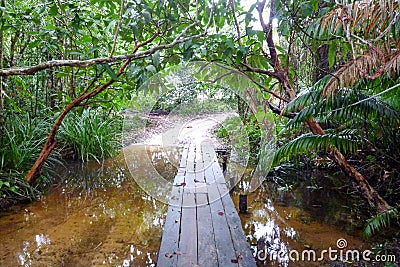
[
  {"x1": 274, "y1": 130, "x2": 361, "y2": 165},
  {"x1": 363, "y1": 208, "x2": 399, "y2": 238},
  {"x1": 102, "y1": 64, "x2": 118, "y2": 81}
]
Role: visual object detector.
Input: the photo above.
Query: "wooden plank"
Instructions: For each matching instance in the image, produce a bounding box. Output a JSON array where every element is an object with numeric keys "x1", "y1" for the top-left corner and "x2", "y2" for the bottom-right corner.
[
  {"x1": 195, "y1": 157, "x2": 205, "y2": 183},
  {"x1": 157, "y1": 144, "x2": 189, "y2": 267},
  {"x1": 218, "y1": 183, "x2": 256, "y2": 267},
  {"x1": 208, "y1": 183, "x2": 239, "y2": 267},
  {"x1": 177, "y1": 187, "x2": 197, "y2": 266},
  {"x1": 157, "y1": 176, "x2": 184, "y2": 266},
  {"x1": 196, "y1": 142, "x2": 218, "y2": 266},
  {"x1": 210, "y1": 152, "x2": 256, "y2": 267},
  {"x1": 177, "y1": 144, "x2": 189, "y2": 175},
  {"x1": 212, "y1": 161, "x2": 226, "y2": 184},
  {"x1": 176, "y1": 143, "x2": 197, "y2": 266},
  {"x1": 196, "y1": 190, "x2": 218, "y2": 266},
  {"x1": 158, "y1": 141, "x2": 256, "y2": 267}
]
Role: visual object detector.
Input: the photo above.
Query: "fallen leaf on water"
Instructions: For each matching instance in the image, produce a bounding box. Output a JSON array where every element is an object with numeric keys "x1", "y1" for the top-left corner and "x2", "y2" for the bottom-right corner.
[
  {"x1": 218, "y1": 211, "x2": 224, "y2": 215},
  {"x1": 165, "y1": 253, "x2": 173, "y2": 258},
  {"x1": 180, "y1": 182, "x2": 186, "y2": 186},
  {"x1": 231, "y1": 259, "x2": 238, "y2": 263}
]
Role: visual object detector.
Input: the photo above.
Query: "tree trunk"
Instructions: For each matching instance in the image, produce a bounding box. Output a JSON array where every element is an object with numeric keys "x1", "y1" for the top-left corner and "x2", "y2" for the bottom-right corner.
[
  {"x1": 306, "y1": 117, "x2": 390, "y2": 213},
  {"x1": 330, "y1": 148, "x2": 390, "y2": 213},
  {"x1": 0, "y1": 0, "x2": 5, "y2": 138}
]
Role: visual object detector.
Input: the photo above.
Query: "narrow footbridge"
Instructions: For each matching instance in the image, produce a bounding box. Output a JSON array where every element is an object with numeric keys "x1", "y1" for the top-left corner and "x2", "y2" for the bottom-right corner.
[{"x1": 157, "y1": 140, "x2": 256, "y2": 267}]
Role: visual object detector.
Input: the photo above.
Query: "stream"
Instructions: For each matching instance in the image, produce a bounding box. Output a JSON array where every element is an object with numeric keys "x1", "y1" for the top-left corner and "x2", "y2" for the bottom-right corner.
[{"x1": 0, "y1": 115, "x2": 369, "y2": 267}]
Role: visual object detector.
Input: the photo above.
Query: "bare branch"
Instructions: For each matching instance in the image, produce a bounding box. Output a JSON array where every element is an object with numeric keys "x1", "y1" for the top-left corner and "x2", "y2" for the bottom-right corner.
[
  {"x1": 110, "y1": 0, "x2": 125, "y2": 58},
  {"x1": 241, "y1": 62, "x2": 278, "y2": 79},
  {"x1": 238, "y1": 65, "x2": 289, "y2": 102},
  {"x1": 0, "y1": 21, "x2": 205, "y2": 77},
  {"x1": 230, "y1": 0, "x2": 242, "y2": 46}
]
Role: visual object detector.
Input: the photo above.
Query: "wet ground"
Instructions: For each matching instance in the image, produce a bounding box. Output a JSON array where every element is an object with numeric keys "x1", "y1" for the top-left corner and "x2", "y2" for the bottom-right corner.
[{"x1": 0, "y1": 114, "x2": 379, "y2": 266}]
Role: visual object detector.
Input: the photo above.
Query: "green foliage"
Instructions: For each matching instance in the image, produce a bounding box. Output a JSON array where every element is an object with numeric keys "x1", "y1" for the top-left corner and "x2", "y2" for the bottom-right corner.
[
  {"x1": 216, "y1": 127, "x2": 228, "y2": 139},
  {"x1": 59, "y1": 108, "x2": 121, "y2": 162},
  {"x1": 215, "y1": 114, "x2": 261, "y2": 164},
  {"x1": 0, "y1": 171, "x2": 46, "y2": 202},
  {"x1": 0, "y1": 114, "x2": 61, "y2": 202},
  {"x1": 0, "y1": 114, "x2": 61, "y2": 172},
  {"x1": 274, "y1": 129, "x2": 361, "y2": 164},
  {"x1": 279, "y1": 75, "x2": 400, "y2": 163},
  {"x1": 364, "y1": 208, "x2": 399, "y2": 238}
]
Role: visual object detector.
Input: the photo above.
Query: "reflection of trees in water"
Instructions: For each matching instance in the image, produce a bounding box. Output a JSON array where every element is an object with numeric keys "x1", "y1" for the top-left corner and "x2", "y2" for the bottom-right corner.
[
  {"x1": 60, "y1": 145, "x2": 180, "y2": 196},
  {"x1": 146, "y1": 146, "x2": 180, "y2": 180},
  {"x1": 59, "y1": 157, "x2": 128, "y2": 194}
]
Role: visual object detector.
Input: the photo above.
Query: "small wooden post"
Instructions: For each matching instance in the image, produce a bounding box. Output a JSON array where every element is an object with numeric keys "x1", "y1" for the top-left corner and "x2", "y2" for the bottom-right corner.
[{"x1": 239, "y1": 194, "x2": 247, "y2": 213}]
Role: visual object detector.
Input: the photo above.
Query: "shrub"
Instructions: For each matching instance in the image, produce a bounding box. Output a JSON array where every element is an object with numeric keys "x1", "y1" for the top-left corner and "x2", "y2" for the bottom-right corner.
[{"x1": 59, "y1": 108, "x2": 122, "y2": 162}]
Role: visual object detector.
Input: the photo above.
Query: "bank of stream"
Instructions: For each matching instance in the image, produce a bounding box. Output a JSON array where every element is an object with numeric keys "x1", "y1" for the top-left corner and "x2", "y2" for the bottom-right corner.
[{"x1": 0, "y1": 114, "x2": 391, "y2": 266}]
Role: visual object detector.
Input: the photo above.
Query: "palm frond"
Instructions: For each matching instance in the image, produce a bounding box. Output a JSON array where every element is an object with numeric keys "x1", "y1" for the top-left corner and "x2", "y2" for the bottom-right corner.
[
  {"x1": 386, "y1": 51, "x2": 400, "y2": 77},
  {"x1": 274, "y1": 129, "x2": 361, "y2": 164},
  {"x1": 327, "y1": 89, "x2": 400, "y2": 122},
  {"x1": 317, "y1": 0, "x2": 398, "y2": 40},
  {"x1": 287, "y1": 87, "x2": 400, "y2": 130},
  {"x1": 286, "y1": 88, "x2": 323, "y2": 113},
  {"x1": 363, "y1": 208, "x2": 399, "y2": 238},
  {"x1": 322, "y1": 52, "x2": 400, "y2": 96}
]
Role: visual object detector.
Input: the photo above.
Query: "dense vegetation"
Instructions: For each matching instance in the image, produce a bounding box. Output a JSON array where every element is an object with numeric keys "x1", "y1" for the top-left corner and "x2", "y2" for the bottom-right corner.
[{"x1": 0, "y1": 0, "x2": 399, "y2": 243}]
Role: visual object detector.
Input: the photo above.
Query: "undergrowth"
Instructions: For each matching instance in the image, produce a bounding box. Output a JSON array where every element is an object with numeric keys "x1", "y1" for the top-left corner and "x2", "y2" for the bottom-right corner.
[
  {"x1": 0, "y1": 108, "x2": 122, "y2": 207},
  {"x1": 0, "y1": 113, "x2": 61, "y2": 205},
  {"x1": 59, "y1": 108, "x2": 122, "y2": 162}
]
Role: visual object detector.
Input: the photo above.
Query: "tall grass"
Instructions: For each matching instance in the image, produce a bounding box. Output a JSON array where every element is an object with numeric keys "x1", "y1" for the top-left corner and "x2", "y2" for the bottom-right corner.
[
  {"x1": 59, "y1": 108, "x2": 121, "y2": 162},
  {"x1": 0, "y1": 114, "x2": 62, "y2": 204}
]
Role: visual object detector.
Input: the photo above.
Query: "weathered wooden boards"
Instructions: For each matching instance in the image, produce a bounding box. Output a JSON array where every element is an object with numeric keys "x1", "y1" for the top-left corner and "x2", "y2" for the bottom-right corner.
[{"x1": 157, "y1": 141, "x2": 256, "y2": 267}]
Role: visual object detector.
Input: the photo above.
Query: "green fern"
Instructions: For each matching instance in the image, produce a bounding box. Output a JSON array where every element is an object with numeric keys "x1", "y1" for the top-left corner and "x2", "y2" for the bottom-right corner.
[
  {"x1": 274, "y1": 129, "x2": 361, "y2": 164},
  {"x1": 285, "y1": 87, "x2": 400, "y2": 130},
  {"x1": 363, "y1": 208, "x2": 399, "y2": 238}
]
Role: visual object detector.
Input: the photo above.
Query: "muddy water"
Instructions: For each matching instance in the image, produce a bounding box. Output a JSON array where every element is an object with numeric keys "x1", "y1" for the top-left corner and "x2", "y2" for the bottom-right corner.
[
  {"x1": 0, "y1": 145, "x2": 179, "y2": 267},
  {"x1": 232, "y1": 175, "x2": 369, "y2": 267},
  {"x1": 0, "y1": 146, "x2": 368, "y2": 266}
]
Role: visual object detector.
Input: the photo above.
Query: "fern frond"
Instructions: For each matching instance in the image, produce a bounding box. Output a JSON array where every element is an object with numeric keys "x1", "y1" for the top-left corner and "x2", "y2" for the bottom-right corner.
[
  {"x1": 325, "y1": 89, "x2": 400, "y2": 124},
  {"x1": 274, "y1": 129, "x2": 361, "y2": 164},
  {"x1": 363, "y1": 208, "x2": 398, "y2": 238},
  {"x1": 318, "y1": 0, "x2": 398, "y2": 40},
  {"x1": 323, "y1": 49, "x2": 400, "y2": 97},
  {"x1": 286, "y1": 89, "x2": 323, "y2": 113}
]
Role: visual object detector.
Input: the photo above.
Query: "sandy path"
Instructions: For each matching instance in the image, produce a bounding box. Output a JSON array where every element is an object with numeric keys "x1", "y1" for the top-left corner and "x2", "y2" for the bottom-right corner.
[{"x1": 140, "y1": 113, "x2": 234, "y2": 148}]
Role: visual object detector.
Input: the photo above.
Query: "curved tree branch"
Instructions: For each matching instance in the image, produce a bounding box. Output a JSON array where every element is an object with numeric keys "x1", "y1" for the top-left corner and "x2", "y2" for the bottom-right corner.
[
  {"x1": 25, "y1": 21, "x2": 207, "y2": 184},
  {"x1": 1, "y1": 21, "x2": 204, "y2": 77}
]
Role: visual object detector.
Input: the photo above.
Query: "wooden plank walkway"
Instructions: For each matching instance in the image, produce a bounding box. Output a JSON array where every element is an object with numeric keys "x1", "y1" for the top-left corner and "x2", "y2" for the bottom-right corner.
[{"x1": 157, "y1": 141, "x2": 256, "y2": 267}]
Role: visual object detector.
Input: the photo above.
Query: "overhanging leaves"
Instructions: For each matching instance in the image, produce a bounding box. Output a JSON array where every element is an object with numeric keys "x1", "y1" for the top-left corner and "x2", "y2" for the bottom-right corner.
[{"x1": 274, "y1": 129, "x2": 362, "y2": 164}]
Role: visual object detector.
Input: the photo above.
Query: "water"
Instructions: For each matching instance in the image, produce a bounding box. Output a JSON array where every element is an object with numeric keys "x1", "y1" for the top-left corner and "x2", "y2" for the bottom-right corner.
[
  {"x1": 233, "y1": 183, "x2": 369, "y2": 266},
  {"x1": 0, "y1": 146, "x2": 370, "y2": 266},
  {"x1": 0, "y1": 146, "x2": 178, "y2": 267}
]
